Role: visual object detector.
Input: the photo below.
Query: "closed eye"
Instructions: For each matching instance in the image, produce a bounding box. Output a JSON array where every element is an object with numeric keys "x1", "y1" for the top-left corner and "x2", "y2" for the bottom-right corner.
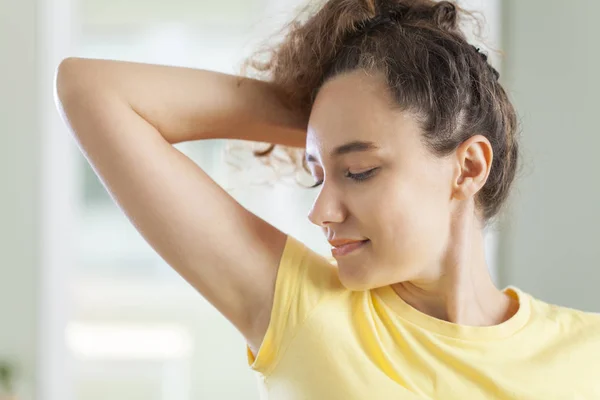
[
  {"x1": 309, "y1": 167, "x2": 379, "y2": 188},
  {"x1": 345, "y1": 167, "x2": 379, "y2": 182}
]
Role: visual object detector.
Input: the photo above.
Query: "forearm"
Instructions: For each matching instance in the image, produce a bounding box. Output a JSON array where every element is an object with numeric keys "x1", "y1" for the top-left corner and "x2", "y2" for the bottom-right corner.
[{"x1": 56, "y1": 57, "x2": 308, "y2": 146}]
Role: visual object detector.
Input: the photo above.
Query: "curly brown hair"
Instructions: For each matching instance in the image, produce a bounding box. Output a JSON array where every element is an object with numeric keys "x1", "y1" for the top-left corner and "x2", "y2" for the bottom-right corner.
[{"x1": 242, "y1": 0, "x2": 520, "y2": 222}]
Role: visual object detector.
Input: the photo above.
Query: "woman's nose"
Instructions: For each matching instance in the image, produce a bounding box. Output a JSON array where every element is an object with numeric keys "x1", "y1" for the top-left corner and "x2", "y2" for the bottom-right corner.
[{"x1": 307, "y1": 182, "x2": 346, "y2": 227}]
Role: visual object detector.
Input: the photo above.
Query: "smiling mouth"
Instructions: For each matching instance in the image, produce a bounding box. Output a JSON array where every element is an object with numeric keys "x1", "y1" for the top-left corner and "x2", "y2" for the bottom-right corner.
[{"x1": 330, "y1": 239, "x2": 370, "y2": 257}]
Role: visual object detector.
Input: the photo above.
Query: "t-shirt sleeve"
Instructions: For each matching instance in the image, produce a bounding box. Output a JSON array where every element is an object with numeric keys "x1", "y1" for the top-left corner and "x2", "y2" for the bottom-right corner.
[{"x1": 246, "y1": 234, "x2": 340, "y2": 375}]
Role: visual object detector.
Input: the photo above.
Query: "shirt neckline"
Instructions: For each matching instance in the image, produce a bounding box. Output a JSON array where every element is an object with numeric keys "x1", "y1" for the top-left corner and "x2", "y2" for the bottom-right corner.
[{"x1": 374, "y1": 285, "x2": 532, "y2": 341}]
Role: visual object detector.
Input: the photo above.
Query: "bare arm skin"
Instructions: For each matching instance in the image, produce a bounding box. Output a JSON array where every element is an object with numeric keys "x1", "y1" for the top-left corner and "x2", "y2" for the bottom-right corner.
[{"x1": 55, "y1": 57, "x2": 308, "y2": 351}]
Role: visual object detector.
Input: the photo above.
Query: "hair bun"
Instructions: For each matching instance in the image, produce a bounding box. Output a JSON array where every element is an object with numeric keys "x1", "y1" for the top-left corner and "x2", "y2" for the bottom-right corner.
[
  {"x1": 431, "y1": 1, "x2": 458, "y2": 31},
  {"x1": 377, "y1": 1, "x2": 460, "y2": 32}
]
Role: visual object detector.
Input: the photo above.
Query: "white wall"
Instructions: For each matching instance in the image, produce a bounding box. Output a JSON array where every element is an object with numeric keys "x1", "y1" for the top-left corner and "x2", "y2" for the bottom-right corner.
[
  {"x1": 37, "y1": 0, "x2": 79, "y2": 398},
  {"x1": 499, "y1": 0, "x2": 600, "y2": 311},
  {"x1": 1, "y1": 0, "x2": 76, "y2": 398}
]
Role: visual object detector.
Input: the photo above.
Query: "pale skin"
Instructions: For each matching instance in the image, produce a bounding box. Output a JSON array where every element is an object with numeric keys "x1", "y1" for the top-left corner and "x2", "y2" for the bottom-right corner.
[
  {"x1": 55, "y1": 58, "x2": 517, "y2": 358},
  {"x1": 306, "y1": 70, "x2": 518, "y2": 325}
]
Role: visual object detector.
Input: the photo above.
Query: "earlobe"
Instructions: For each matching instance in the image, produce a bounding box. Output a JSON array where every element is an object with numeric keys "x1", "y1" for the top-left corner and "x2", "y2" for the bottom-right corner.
[{"x1": 453, "y1": 135, "x2": 493, "y2": 200}]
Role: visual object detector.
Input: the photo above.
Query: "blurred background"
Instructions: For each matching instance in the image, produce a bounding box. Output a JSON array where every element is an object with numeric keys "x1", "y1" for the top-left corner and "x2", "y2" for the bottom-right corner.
[{"x1": 1, "y1": 0, "x2": 598, "y2": 399}]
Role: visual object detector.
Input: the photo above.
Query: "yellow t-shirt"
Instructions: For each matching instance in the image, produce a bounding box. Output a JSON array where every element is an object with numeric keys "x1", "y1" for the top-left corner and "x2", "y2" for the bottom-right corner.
[{"x1": 247, "y1": 236, "x2": 600, "y2": 399}]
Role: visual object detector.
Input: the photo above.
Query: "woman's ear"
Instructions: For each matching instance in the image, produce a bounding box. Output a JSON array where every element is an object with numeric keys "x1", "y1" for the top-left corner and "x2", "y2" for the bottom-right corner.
[{"x1": 452, "y1": 134, "x2": 493, "y2": 201}]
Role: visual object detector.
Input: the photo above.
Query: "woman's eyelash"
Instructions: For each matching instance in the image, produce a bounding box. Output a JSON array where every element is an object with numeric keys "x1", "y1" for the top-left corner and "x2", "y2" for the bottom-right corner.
[
  {"x1": 345, "y1": 168, "x2": 379, "y2": 182},
  {"x1": 310, "y1": 168, "x2": 379, "y2": 188}
]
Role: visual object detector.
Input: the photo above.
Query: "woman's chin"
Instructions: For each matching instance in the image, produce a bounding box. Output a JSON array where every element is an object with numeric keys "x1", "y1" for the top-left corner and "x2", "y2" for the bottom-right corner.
[
  {"x1": 336, "y1": 262, "x2": 374, "y2": 291},
  {"x1": 336, "y1": 256, "x2": 415, "y2": 291}
]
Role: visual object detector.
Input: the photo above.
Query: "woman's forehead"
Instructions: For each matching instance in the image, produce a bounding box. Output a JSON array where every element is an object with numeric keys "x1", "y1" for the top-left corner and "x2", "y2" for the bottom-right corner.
[
  {"x1": 308, "y1": 79, "x2": 392, "y2": 142},
  {"x1": 312, "y1": 71, "x2": 393, "y2": 116},
  {"x1": 306, "y1": 112, "x2": 423, "y2": 166},
  {"x1": 308, "y1": 87, "x2": 422, "y2": 150}
]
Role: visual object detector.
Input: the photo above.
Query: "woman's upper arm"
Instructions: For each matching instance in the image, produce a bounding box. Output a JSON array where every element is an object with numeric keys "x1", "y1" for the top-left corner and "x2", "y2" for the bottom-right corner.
[{"x1": 56, "y1": 75, "x2": 288, "y2": 349}]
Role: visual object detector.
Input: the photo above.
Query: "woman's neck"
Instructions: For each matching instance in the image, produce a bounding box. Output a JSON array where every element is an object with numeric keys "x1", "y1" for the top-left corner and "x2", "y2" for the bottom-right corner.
[
  {"x1": 392, "y1": 277, "x2": 517, "y2": 327},
  {"x1": 391, "y1": 209, "x2": 518, "y2": 327}
]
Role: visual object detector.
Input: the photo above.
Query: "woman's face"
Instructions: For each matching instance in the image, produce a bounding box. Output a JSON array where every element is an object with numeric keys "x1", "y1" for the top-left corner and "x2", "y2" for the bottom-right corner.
[{"x1": 306, "y1": 70, "x2": 456, "y2": 290}]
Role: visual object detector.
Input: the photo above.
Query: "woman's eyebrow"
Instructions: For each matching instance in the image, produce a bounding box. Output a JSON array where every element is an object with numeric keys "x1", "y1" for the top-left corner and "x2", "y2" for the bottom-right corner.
[{"x1": 306, "y1": 140, "x2": 379, "y2": 163}]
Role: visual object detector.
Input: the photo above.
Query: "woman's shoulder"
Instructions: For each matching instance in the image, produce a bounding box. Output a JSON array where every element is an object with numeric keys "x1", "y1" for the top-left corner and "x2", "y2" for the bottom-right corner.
[
  {"x1": 526, "y1": 291, "x2": 600, "y2": 337},
  {"x1": 247, "y1": 235, "x2": 347, "y2": 375}
]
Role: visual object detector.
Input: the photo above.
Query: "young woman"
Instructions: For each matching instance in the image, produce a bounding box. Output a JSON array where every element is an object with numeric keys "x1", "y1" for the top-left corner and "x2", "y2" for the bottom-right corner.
[{"x1": 55, "y1": 0, "x2": 600, "y2": 398}]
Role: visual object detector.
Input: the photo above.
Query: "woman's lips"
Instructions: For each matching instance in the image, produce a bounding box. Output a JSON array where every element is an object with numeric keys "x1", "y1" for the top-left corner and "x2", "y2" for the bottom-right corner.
[{"x1": 330, "y1": 239, "x2": 370, "y2": 257}]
